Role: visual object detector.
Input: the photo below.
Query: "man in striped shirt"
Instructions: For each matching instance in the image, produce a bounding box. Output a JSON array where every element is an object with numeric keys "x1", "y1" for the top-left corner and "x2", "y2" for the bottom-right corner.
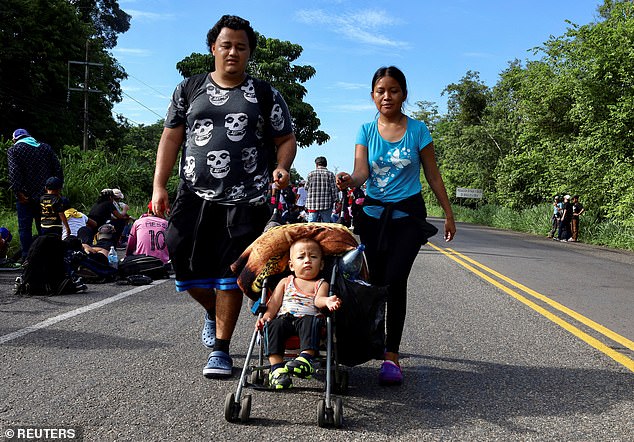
[{"x1": 305, "y1": 156, "x2": 338, "y2": 222}]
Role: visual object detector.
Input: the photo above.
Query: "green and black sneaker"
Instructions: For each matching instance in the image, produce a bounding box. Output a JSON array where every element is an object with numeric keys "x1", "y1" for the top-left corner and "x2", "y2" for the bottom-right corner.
[
  {"x1": 286, "y1": 356, "x2": 315, "y2": 379},
  {"x1": 269, "y1": 366, "x2": 292, "y2": 390}
]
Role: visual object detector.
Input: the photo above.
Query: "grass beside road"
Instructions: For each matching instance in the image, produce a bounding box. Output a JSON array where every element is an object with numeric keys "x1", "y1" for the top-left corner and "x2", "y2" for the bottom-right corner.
[
  {"x1": 428, "y1": 203, "x2": 634, "y2": 251},
  {"x1": 2, "y1": 202, "x2": 633, "y2": 259}
]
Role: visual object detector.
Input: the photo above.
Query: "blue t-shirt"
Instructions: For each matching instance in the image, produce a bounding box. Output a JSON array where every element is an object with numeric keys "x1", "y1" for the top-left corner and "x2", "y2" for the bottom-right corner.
[{"x1": 355, "y1": 117, "x2": 433, "y2": 218}]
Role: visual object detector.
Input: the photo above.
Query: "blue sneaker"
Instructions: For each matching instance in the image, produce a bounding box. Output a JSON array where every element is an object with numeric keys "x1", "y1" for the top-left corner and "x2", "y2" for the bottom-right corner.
[
  {"x1": 201, "y1": 312, "x2": 216, "y2": 349},
  {"x1": 203, "y1": 351, "x2": 233, "y2": 378}
]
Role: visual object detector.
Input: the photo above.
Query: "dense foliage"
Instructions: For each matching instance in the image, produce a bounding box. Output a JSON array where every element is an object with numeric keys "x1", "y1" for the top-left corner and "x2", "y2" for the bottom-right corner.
[
  {"x1": 420, "y1": 0, "x2": 634, "y2": 227},
  {"x1": 0, "y1": 0, "x2": 130, "y2": 150}
]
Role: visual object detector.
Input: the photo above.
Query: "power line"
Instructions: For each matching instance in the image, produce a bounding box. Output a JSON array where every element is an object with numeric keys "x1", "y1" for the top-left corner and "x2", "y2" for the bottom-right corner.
[
  {"x1": 127, "y1": 73, "x2": 170, "y2": 98},
  {"x1": 120, "y1": 90, "x2": 164, "y2": 120}
]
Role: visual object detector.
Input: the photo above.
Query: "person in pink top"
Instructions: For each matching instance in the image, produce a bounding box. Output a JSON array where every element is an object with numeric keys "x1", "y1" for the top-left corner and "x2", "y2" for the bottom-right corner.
[{"x1": 125, "y1": 202, "x2": 169, "y2": 264}]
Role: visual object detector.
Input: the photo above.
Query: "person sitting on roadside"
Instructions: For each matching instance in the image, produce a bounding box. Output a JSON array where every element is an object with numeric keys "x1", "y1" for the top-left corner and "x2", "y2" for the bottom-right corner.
[
  {"x1": 88, "y1": 189, "x2": 130, "y2": 244},
  {"x1": 0, "y1": 227, "x2": 14, "y2": 265},
  {"x1": 125, "y1": 202, "x2": 170, "y2": 264},
  {"x1": 82, "y1": 223, "x2": 118, "y2": 258},
  {"x1": 63, "y1": 208, "x2": 97, "y2": 241},
  {"x1": 111, "y1": 188, "x2": 134, "y2": 246}
]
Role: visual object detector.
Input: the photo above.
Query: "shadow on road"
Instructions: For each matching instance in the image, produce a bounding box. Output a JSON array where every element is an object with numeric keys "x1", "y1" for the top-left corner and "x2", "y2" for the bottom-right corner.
[
  {"x1": 334, "y1": 354, "x2": 633, "y2": 435},
  {"x1": 0, "y1": 328, "x2": 171, "y2": 350}
]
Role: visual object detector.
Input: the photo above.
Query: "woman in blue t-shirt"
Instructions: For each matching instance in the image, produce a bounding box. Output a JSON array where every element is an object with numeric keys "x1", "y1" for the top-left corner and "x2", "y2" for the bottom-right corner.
[{"x1": 336, "y1": 66, "x2": 456, "y2": 386}]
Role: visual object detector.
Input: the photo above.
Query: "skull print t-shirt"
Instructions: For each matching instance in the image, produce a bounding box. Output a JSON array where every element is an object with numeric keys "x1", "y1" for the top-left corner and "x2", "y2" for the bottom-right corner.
[{"x1": 164, "y1": 73, "x2": 293, "y2": 204}]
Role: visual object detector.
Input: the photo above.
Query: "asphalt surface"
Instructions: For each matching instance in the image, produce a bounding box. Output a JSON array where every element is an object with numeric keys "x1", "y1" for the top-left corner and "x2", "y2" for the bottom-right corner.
[{"x1": 1, "y1": 222, "x2": 632, "y2": 441}]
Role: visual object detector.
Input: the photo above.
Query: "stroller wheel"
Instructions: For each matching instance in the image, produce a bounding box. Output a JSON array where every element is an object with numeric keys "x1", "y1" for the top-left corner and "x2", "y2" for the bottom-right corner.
[
  {"x1": 333, "y1": 397, "x2": 344, "y2": 428},
  {"x1": 239, "y1": 394, "x2": 252, "y2": 423},
  {"x1": 224, "y1": 393, "x2": 238, "y2": 422},
  {"x1": 317, "y1": 399, "x2": 327, "y2": 427}
]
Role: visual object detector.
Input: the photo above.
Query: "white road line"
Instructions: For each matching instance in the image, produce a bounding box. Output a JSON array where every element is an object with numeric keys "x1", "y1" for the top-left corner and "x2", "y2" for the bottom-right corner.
[{"x1": 0, "y1": 280, "x2": 169, "y2": 345}]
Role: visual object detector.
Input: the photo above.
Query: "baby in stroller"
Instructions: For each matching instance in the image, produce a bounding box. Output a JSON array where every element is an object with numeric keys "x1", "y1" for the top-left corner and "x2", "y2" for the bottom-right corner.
[
  {"x1": 256, "y1": 238, "x2": 341, "y2": 389},
  {"x1": 226, "y1": 222, "x2": 385, "y2": 426}
]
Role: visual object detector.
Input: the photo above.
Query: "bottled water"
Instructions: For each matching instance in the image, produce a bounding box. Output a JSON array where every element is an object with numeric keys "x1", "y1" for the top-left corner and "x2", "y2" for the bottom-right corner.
[
  {"x1": 340, "y1": 244, "x2": 365, "y2": 280},
  {"x1": 108, "y1": 246, "x2": 119, "y2": 269}
]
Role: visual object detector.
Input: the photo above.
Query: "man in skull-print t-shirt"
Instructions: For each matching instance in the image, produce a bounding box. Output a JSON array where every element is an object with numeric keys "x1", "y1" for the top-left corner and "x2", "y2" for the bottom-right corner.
[
  {"x1": 152, "y1": 15, "x2": 297, "y2": 381},
  {"x1": 164, "y1": 74, "x2": 293, "y2": 204}
]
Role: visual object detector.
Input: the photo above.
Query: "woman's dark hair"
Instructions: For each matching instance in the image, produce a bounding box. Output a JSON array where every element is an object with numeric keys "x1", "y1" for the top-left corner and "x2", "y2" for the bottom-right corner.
[
  {"x1": 97, "y1": 189, "x2": 114, "y2": 203},
  {"x1": 206, "y1": 15, "x2": 257, "y2": 55},
  {"x1": 371, "y1": 66, "x2": 408, "y2": 99}
]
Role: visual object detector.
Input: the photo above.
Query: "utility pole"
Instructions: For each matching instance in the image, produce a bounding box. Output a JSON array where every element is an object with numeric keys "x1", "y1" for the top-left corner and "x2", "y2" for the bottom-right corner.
[{"x1": 68, "y1": 40, "x2": 103, "y2": 150}]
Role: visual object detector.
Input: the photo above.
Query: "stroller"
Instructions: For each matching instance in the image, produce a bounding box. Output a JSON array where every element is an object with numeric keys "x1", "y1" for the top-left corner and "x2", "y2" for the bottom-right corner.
[{"x1": 225, "y1": 223, "x2": 387, "y2": 427}]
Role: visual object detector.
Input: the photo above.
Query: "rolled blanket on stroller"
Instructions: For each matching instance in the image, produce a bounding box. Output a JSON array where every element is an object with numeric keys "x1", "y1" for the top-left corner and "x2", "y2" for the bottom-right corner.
[{"x1": 231, "y1": 223, "x2": 359, "y2": 300}]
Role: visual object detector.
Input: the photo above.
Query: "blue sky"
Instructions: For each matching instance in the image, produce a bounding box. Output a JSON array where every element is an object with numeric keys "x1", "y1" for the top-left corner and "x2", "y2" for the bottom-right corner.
[{"x1": 112, "y1": 0, "x2": 601, "y2": 179}]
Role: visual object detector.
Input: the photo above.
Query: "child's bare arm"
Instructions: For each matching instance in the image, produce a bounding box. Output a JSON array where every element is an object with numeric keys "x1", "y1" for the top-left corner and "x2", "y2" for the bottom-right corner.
[
  {"x1": 314, "y1": 281, "x2": 341, "y2": 311},
  {"x1": 256, "y1": 278, "x2": 286, "y2": 329}
]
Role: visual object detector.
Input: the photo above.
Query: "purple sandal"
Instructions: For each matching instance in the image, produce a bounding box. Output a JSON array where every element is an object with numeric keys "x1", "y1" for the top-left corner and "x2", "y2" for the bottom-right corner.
[{"x1": 379, "y1": 360, "x2": 403, "y2": 385}]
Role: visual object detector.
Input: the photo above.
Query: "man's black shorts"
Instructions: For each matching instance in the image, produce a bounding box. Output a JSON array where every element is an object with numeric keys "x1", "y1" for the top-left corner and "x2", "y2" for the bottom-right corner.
[{"x1": 166, "y1": 182, "x2": 271, "y2": 292}]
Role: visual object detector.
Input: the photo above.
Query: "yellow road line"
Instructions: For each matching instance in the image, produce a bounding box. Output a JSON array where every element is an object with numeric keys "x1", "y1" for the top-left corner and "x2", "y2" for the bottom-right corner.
[
  {"x1": 427, "y1": 242, "x2": 634, "y2": 373},
  {"x1": 446, "y1": 247, "x2": 634, "y2": 352}
]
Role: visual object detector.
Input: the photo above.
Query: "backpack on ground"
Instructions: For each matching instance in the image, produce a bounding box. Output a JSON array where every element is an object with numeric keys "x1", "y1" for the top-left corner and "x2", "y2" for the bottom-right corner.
[
  {"x1": 70, "y1": 251, "x2": 118, "y2": 283},
  {"x1": 15, "y1": 235, "x2": 80, "y2": 296},
  {"x1": 118, "y1": 254, "x2": 169, "y2": 280}
]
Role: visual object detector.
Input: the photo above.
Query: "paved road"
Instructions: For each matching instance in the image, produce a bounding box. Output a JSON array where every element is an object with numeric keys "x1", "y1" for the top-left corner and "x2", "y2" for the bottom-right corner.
[{"x1": 1, "y1": 222, "x2": 632, "y2": 441}]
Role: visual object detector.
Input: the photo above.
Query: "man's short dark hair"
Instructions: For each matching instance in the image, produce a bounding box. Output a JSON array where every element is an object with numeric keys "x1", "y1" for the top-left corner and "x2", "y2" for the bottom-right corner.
[
  {"x1": 315, "y1": 156, "x2": 327, "y2": 167},
  {"x1": 207, "y1": 15, "x2": 257, "y2": 55}
]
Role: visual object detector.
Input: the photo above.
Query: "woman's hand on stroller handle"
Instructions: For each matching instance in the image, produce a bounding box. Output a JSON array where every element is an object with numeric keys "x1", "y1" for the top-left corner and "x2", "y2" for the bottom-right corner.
[{"x1": 336, "y1": 172, "x2": 352, "y2": 190}]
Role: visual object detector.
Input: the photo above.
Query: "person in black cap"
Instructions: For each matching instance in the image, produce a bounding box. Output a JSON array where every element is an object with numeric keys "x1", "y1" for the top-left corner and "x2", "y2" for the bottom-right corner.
[
  {"x1": 40, "y1": 177, "x2": 71, "y2": 239},
  {"x1": 7, "y1": 129, "x2": 63, "y2": 260}
]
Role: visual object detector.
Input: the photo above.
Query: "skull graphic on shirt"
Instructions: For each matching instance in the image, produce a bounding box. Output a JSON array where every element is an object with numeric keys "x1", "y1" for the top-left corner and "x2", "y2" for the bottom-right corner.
[
  {"x1": 241, "y1": 79, "x2": 257, "y2": 103},
  {"x1": 225, "y1": 113, "x2": 248, "y2": 142},
  {"x1": 241, "y1": 146, "x2": 258, "y2": 174},
  {"x1": 270, "y1": 104, "x2": 285, "y2": 131},
  {"x1": 183, "y1": 156, "x2": 196, "y2": 182},
  {"x1": 206, "y1": 83, "x2": 230, "y2": 106},
  {"x1": 207, "y1": 150, "x2": 231, "y2": 178},
  {"x1": 192, "y1": 118, "x2": 213, "y2": 146}
]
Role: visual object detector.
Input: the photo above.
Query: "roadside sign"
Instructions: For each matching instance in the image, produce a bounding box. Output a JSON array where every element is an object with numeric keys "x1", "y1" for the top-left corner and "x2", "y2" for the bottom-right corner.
[{"x1": 456, "y1": 188, "x2": 483, "y2": 199}]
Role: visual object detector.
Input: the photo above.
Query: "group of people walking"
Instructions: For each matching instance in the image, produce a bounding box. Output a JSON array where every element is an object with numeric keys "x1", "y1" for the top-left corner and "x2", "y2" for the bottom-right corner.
[
  {"x1": 272, "y1": 155, "x2": 366, "y2": 227},
  {"x1": 8, "y1": 15, "x2": 456, "y2": 388},
  {"x1": 148, "y1": 15, "x2": 455, "y2": 387},
  {"x1": 548, "y1": 194, "x2": 585, "y2": 242}
]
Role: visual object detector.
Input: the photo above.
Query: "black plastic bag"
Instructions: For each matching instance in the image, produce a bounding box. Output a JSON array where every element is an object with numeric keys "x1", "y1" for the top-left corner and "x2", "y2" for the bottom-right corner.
[{"x1": 333, "y1": 274, "x2": 388, "y2": 367}]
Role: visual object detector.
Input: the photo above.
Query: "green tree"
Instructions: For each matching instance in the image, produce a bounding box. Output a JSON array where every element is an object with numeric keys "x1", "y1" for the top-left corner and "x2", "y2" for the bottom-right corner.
[
  {"x1": 0, "y1": 0, "x2": 130, "y2": 149},
  {"x1": 410, "y1": 100, "x2": 440, "y2": 134},
  {"x1": 422, "y1": 72, "x2": 503, "y2": 206},
  {"x1": 175, "y1": 33, "x2": 329, "y2": 148}
]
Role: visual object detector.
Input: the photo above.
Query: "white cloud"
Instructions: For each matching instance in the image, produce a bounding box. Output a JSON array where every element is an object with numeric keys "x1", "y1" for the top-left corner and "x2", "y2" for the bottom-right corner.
[
  {"x1": 125, "y1": 9, "x2": 174, "y2": 21},
  {"x1": 332, "y1": 81, "x2": 367, "y2": 90},
  {"x1": 463, "y1": 52, "x2": 496, "y2": 58},
  {"x1": 112, "y1": 48, "x2": 152, "y2": 57},
  {"x1": 296, "y1": 9, "x2": 409, "y2": 49},
  {"x1": 331, "y1": 102, "x2": 376, "y2": 112}
]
